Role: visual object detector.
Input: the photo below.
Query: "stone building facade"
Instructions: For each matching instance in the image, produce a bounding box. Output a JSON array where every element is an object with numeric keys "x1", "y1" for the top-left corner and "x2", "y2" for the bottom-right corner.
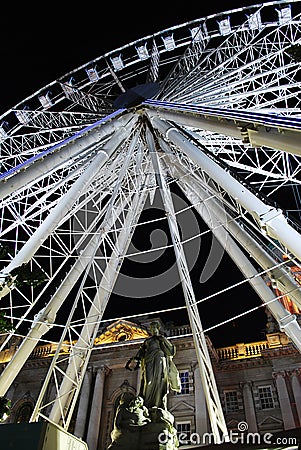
[{"x1": 1, "y1": 317, "x2": 301, "y2": 449}]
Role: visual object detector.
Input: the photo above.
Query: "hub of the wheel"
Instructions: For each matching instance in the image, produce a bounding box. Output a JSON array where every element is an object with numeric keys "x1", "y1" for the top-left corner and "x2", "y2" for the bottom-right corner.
[{"x1": 113, "y1": 82, "x2": 160, "y2": 109}]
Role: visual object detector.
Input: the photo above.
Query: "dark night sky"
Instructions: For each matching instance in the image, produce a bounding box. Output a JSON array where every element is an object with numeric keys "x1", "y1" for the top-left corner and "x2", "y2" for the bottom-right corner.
[
  {"x1": 0, "y1": 0, "x2": 259, "y2": 114},
  {"x1": 0, "y1": 1, "x2": 271, "y2": 346}
]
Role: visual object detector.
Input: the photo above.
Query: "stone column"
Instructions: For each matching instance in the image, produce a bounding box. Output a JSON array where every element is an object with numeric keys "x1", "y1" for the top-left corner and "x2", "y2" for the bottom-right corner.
[
  {"x1": 136, "y1": 366, "x2": 141, "y2": 396},
  {"x1": 74, "y1": 367, "x2": 92, "y2": 439},
  {"x1": 290, "y1": 369, "x2": 301, "y2": 426},
  {"x1": 274, "y1": 371, "x2": 295, "y2": 430},
  {"x1": 194, "y1": 365, "x2": 208, "y2": 437},
  {"x1": 86, "y1": 365, "x2": 109, "y2": 450},
  {"x1": 241, "y1": 381, "x2": 258, "y2": 432}
]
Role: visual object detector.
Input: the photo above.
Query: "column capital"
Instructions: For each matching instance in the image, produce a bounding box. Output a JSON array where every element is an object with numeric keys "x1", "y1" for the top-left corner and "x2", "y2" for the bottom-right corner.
[
  {"x1": 97, "y1": 364, "x2": 110, "y2": 376},
  {"x1": 272, "y1": 370, "x2": 287, "y2": 379},
  {"x1": 287, "y1": 368, "x2": 301, "y2": 378},
  {"x1": 190, "y1": 360, "x2": 198, "y2": 371},
  {"x1": 239, "y1": 380, "x2": 253, "y2": 390}
]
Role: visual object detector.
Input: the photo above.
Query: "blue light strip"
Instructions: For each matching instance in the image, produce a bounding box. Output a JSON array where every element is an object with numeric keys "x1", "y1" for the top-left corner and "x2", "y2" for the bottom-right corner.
[
  {"x1": 144, "y1": 99, "x2": 301, "y2": 132},
  {"x1": 0, "y1": 108, "x2": 125, "y2": 182}
]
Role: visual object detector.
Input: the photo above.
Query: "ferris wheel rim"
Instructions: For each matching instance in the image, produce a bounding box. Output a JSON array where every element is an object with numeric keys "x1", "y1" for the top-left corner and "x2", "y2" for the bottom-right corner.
[{"x1": 0, "y1": 0, "x2": 298, "y2": 123}]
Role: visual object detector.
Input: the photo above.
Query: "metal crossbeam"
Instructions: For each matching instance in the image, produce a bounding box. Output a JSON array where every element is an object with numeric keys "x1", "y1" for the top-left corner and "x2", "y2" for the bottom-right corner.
[
  {"x1": 147, "y1": 113, "x2": 301, "y2": 264},
  {"x1": 165, "y1": 156, "x2": 301, "y2": 352},
  {"x1": 145, "y1": 100, "x2": 301, "y2": 156}
]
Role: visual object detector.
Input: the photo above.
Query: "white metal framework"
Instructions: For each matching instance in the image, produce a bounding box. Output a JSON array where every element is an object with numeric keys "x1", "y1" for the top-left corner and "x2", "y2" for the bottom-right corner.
[{"x1": 1, "y1": 0, "x2": 301, "y2": 443}]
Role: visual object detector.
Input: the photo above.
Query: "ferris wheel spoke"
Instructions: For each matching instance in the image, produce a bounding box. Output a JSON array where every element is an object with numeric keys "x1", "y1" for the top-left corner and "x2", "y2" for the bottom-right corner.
[
  {"x1": 12, "y1": 109, "x2": 103, "y2": 130},
  {"x1": 0, "y1": 145, "x2": 142, "y2": 320},
  {"x1": 0, "y1": 109, "x2": 128, "y2": 195},
  {"x1": 0, "y1": 124, "x2": 147, "y2": 324},
  {"x1": 149, "y1": 113, "x2": 301, "y2": 262},
  {"x1": 161, "y1": 6, "x2": 265, "y2": 100},
  {"x1": 168, "y1": 152, "x2": 301, "y2": 319},
  {"x1": 0, "y1": 113, "x2": 105, "y2": 172},
  {"x1": 0, "y1": 135, "x2": 133, "y2": 240},
  {"x1": 184, "y1": 129, "x2": 301, "y2": 202},
  {"x1": 0, "y1": 132, "x2": 133, "y2": 247},
  {"x1": 184, "y1": 66, "x2": 301, "y2": 109},
  {"x1": 60, "y1": 81, "x2": 115, "y2": 113},
  {"x1": 163, "y1": 11, "x2": 301, "y2": 107}
]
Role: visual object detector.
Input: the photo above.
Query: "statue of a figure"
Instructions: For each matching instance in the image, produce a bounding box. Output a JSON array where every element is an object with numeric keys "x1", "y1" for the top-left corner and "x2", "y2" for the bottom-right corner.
[
  {"x1": 108, "y1": 393, "x2": 151, "y2": 449},
  {"x1": 126, "y1": 322, "x2": 181, "y2": 410}
]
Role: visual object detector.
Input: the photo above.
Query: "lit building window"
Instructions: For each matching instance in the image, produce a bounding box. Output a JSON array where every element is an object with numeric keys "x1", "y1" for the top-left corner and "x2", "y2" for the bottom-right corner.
[
  {"x1": 177, "y1": 370, "x2": 191, "y2": 395},
  {"x1": 136, "y1": 44, "x2": 149, "y2": 60},
  {"x1": 224, "y1": 390, "x2": 239, "y2": 412},
  {"x1": 276, "y1": 5, "x2": 292, "y2": 24},
  {"x1": 218, "y1": 17, "x2": 231, "y2": 35},
  {"x1": 162, "y1": 34, "x2": 175, "y2": 51},
  {"x1": 176, "y1": 421, "x2": 191, "y2": 443},
  {"x1": 248, "y1": 11, "x2": 262, "y2": 30},
  {"x1": 86, "y1": 67, "x2": 99, "y2": 82},
  {"x1": 258, "y1": 385, "x2": 274, "y2": 410},
  {"x1": 111, "y1": 55, "x2": 124, "y2": 71}
]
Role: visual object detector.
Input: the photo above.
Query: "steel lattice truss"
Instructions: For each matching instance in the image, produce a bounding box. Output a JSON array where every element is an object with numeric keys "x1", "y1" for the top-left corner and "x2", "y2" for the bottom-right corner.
[{"x1": 1, "y1": 0, "x2": 301, "y2": 443}]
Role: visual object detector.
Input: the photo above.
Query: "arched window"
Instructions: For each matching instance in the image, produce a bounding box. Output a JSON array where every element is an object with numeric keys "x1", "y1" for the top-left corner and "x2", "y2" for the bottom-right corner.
[{"x1": 15, "y1": 402, "x2": 33, "y2": 423}]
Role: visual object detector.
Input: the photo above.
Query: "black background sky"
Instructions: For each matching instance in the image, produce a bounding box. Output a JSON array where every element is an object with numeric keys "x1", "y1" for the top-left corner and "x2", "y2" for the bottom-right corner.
[
  {"x1": 0, "y1": 0, "x2": 259, "y2": 115},
  {"x1": 0, "y1": 0, "x2": 272, "y2": 346}
]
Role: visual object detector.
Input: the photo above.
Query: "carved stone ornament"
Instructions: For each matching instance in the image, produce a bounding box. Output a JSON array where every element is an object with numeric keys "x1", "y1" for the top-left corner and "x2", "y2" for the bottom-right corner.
[{"x1": 95, "y1": 320, "x2": 149, "y2": 345}]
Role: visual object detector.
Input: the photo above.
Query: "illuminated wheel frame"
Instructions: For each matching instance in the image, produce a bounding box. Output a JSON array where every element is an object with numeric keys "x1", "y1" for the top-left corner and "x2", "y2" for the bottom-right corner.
[{"x1": 1, "y1": 0, "x2": 301, "y2": 442}]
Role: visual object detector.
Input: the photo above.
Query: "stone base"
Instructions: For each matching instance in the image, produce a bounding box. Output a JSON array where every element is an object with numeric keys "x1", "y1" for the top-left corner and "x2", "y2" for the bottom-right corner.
[
  {"x1": 140, "y1": 408, "x2": 178, "y2": 450},
  {"x1": 106, "y1": 399, "x2": 178, "y2": 450}
]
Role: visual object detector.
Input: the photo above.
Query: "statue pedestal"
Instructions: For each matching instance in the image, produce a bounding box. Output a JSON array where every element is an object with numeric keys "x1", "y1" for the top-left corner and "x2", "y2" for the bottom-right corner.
[
  {"x1": 140, "y1": 407, "x2": 178, "y2": 450},
  {"x1": 107, "y1": 397, "x2": 178, "y2": 450}
]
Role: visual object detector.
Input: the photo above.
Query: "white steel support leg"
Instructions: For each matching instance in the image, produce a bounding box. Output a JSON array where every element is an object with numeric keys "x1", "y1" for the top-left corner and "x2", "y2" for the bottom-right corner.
[
  {"x1": 0, "y1": 194, "x2": 128, "y2": 397},
  {"x1": 47, "y1": 177, "x2": 150, "y2": 427},
  {"x1": 146, "y1": 127, "x2": 229, "y2": 444},
  {"x1": 0, "y1": 116, "x2": 137, "y2": 298},
  {"x1": 36, "y1": 142, "x2": 150, "y2": 427},
  {"x1": 169, "y1": 163, "x2": 301, "y2": 352},
  {"x1": 0, "y1": 122, "x2": 139, "y2": 397},
  {"x1": 148, "y1": 114, "x2": 301, "y2": 265},
  {"x1": 166, "y1": 157, "x2": 301, "y2": 310}
]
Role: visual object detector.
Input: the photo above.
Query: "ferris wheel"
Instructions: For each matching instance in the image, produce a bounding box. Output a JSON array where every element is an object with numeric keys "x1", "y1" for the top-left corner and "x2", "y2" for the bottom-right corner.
[{"x1": 1, "y1": 0, "x2": 301, "y2": 442}]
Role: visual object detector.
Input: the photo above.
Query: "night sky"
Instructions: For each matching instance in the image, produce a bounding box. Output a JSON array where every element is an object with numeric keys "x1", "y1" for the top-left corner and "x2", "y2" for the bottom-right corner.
[
  {"x1": 0, "y1": 0, "x2": 272, "y2": 347},
  {"x1": 0, "y1": 0, "x2": 258, "y2": 114}
]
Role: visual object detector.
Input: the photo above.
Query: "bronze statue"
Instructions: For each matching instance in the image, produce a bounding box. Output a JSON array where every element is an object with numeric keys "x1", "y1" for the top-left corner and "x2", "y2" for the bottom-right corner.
[
  {"x1": 108, "y1": 323, "x2": 181, "y2": 449},
  {"x1": 126, "y1": 322, "x2": 181, "y2": 409}
]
